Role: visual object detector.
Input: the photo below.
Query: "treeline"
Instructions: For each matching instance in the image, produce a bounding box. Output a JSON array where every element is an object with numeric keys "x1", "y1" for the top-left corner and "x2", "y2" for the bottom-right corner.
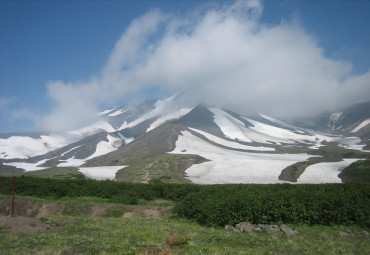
[
  {"x1": 0, "y1": 176, "x2": 199, "y2": 203},
  {"x1": 0, "y1": 176, "x2": 369, "y2": 227},
  {"x1": 173, "y1": 184, "x2": 370, "y2": 227}
]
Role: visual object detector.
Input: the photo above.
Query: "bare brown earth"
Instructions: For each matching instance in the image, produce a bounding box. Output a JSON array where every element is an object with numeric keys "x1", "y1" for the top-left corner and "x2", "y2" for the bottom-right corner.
[
  {"x1": 0, "y1": 197, "x2": 174, "y2": 219},
  {"x1": 0, "y1": 216, "x2": 69, "y2": 235}
]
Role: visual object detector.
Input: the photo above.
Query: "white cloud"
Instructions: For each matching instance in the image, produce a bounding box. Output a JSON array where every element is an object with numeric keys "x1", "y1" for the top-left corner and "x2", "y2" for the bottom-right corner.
[
  {"x1": 41, "y1": 0, "x2": 370, "y2": 131},
  {"x1": 0, "y1": 97, "x2": 15, "y2": 111}
]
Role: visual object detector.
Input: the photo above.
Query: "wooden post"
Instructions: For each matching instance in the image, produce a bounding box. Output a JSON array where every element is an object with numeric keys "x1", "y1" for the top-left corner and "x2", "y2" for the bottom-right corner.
[{"x1": 12, "y1": 176, "x2": 16, "y2": 217}]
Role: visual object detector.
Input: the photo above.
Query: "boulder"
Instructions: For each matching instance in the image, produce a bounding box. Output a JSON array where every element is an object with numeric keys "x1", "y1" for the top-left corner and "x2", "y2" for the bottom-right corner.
[
  {"x1": 225, "y1": 225, "x2": 240, "y2": 232},
  {"x1": 338, "y1": 231, "x2": 348, "y2": 237},
  {"x1": 261, "y1": 224, "x2": 279, "y2": 233},
  {"x1": 362, "y1": 230, "x2": 369, "y2": 237},
  {"x1": 280, "y1": 225, "x2": 295, "y2": 235},
  {"x1": 239, "y1": 222, "x2": 255, "y2": 233}
]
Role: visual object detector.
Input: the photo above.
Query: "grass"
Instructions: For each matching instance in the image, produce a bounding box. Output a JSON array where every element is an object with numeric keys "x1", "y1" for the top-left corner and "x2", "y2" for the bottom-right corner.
[
  {"x1": 339, "y1": 159, "x2": 370, "y2": 183},
  {"x1": 115, "y1": 154, "x2": 206, "y2": 183},
  {"x1": 279, "y1": 157, "x2": 341, "y2": 182},
  {"x1": 23, "y1": 167, "x2": 86, "y2": 179},
  {"x1": 0, "y1": 215, "x2": 369, "y2": 255}
]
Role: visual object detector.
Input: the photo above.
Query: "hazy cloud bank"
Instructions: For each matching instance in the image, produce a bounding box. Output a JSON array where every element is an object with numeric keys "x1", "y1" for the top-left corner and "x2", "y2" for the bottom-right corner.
[{"x1": 40, "y1": 0, "x2": 370, "y2": 131}]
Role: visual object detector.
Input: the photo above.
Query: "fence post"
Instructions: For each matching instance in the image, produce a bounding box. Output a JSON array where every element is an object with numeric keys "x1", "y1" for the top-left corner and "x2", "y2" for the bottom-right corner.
[{"x1": 12, "y1": 176, "x2": 16, "y2": 217}]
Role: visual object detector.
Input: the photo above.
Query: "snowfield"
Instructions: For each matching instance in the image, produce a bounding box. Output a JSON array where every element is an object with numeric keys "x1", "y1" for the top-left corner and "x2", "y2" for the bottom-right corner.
[
  {"x1": 188, "y1": 127, "x2": 275, "y2": 152},
  {"x1": 297, "y1": 159, "x2": 360, "y2": 183},
  {"x1": 351, "y1": 118, "x2": 370, "y2": 133},
  {"x1": 170, "y1": 130, "x2": 311, "y2": 184},
  {"x1": 0, "y1": 134, "x2": 71, "y2": 159},
  {"x1": 210, "y1": 108, "x2": 253, "y2": 142},
  {"x1": 85, "y1": 135, "x2": 122, "y2": 160},
  {"x1": 4, "y1": 159, "x2": 49, "y2": 172},
  {"x1": 108, "y1": 108, "x2": 127, "y2": 117},
  {"x1": 69, "y1": 121, "x2": 115, "y2": 136},
  {"x1": 78, "y1": 166, "x2": 127, "y2": 180}
]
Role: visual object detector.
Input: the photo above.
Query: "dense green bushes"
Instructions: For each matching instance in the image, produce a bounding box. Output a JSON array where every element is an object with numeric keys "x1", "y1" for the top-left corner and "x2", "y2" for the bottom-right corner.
[
  {"x1": 0, "y1": 176, "x2": 200, "y2": 201},
  {"x1": 174, "y1": 184, "x2": 370, "y2": 227},
  {"x1": 0, "y1": 176, "x2": 369, "y2": 227}
]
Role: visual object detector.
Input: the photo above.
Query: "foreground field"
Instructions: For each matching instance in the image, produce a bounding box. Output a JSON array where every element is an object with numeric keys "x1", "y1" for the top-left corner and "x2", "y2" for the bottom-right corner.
[
  {"x1": 1, "y1": 214, "x2": 369, "y2": 254},
  {"x1": 0, "y1": 195, "x2": 369, "y2": 255}
]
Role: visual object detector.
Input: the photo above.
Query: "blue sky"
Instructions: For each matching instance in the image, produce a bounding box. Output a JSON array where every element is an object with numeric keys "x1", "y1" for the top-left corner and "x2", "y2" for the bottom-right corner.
[{"x1": 0, "y1": 0, "x2": 369, "y2": 133}]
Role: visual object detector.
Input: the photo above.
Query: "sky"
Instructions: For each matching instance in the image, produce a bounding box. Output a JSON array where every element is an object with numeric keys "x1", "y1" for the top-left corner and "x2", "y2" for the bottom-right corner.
[{"x1": 0, "y1": 0, "x2": 369, "y2": 133}]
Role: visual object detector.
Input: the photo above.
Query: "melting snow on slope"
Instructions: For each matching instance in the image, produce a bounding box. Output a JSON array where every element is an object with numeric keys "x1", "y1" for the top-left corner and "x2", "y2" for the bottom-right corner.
[
  {"x1": 4, "y1": 159, "x2": 49, "y2": 172},
  {"x1": 117, "y1": 133, "x2": 134, "y2": 144},
  {"x1": 297, "y1": 159, "x2": 360, "y2": 183},
  {"x1": 58, "y1": 135, "x2": 122, "y2": 166},
  {"x1": 85, "y1": 135, "x2": 122, "y2": 160},
  {"x1": 170, "y1": 130, "x2": 311, "y2": 184},
  {"x1": 210, "y1": 108, "x2": 253, "y2": 142},
  {"x1": 0, "y1": 134, "x2": 71, "y2": 159},
  {"x1": 78, "y1": 166, "x2": 127, "y2": 180},
  {"x1": 351, "y1": 119, "x2": 370, "y2": 133},
  {"x1": 61, "y1": 145, "x2": 82, "y2": 157},
  {"x1": 241, "y1": 117, "x2": 317, "y2": 145},
  {"x1": 98, "y1": 107, "x2": 116, "y2": 116},
  {"x1": 70, "y1": 121, "x2": 115, "y2": 136},
  {"x1": 147, "y1": 108, "x2": 193, "y2": 132},
  {"x1": 188, "y1": 127, "x2": 275, "y2": 152},
  {"x1": 108, "y1": 108, "x2": 127, "y2": 117}
]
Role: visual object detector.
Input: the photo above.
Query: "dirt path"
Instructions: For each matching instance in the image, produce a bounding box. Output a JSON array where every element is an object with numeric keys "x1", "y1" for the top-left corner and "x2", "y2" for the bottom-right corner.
[{"x1": 142, "y1": 169, "x2": 150, "y2": 184}]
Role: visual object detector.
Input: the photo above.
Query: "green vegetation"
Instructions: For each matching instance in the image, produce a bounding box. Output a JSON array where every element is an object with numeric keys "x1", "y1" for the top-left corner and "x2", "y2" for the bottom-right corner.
[
  {"x1": 1, "y1": 214, "x2": 369, "y2": 254},
  {"x1": 0, "y1": 178, "x2": 369, "y2": 254},
  {"x1": 279, "y1": 157, "x2": 341, "y2": 182},
  {"x1": 174, "y1": 184, "x2": 370, "y2": 227},
  {"x1": 0, "y1": 176, "x2": 369, "y2": 227},
  {"x1": 277, "y1": 145, "x2": 370, "y2": 182},
  {"x1": 23, "y1": 167, "x2": 86, "y2": 179},
  {"x1": 115, "y1": 154, "x2": 207, "y2": 183},
  {"x1": 339, "y1": 159, "x2": 370, "y2": 183}
]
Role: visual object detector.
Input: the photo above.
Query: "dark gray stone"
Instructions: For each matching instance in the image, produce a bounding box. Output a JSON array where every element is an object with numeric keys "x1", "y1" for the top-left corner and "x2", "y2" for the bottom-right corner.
[
  {"x1": 280, "y1": 225, "x2": 295, "y2": 235},
  {"x1": 362, "y1": 230, "x2": 369, "y2": 237},
  {"x1": 240, "y1": 222, "x2": 255, "y2": 233},
  {"x1": 261, "y1": 224, "x2": 280, "y2": 233},
  {"x1": 339, "y1": 231, "x2": 348, "y2": 237}
]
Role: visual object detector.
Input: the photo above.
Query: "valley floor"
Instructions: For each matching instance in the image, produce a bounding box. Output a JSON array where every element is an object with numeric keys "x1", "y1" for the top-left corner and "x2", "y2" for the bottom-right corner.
[{"x1": 0, "y1": 196, "x2": 369, "y2": 255}]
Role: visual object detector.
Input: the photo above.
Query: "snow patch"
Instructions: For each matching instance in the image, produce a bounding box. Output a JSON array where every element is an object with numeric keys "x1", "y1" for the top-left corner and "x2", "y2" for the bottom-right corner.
[
  {"x1": 98, "y1": 107, "x2": 116, "y2": 116},
  {"x1": 147, "y1": 108, "x2": 193, "y2": 132},
  {"x1": 297, "y1": 159, "x2": 360, "y2": 183},
  {"x1": 108, "y1": 108, "x2": 127, "y2": 117},
  {"x1": 70, "y1": 121, "x2": 115, "y2": 136},
  {"x1": 170, "y1": 130, "x2": 311, "y2": 184},
  {"x1": 328, "y1": 112, "x2": 343, "y2": 130},
  {"x1": 61, "y1": 145, "x2": 82, "y2": 157},
  {"x1": 210, "y1": 108, "x2": 253, "y2": 143},
  {"x1": 78, "y1": 166, "x2": 127, "y2": 180},
  {"x1": 85, "y1": 135, "x2": 122, "y2": 160},
  {"x1": 188, "y1": 127, "x2": 275, "y2": 151},
  {"x1": 4, "y1": 159, "x2": 50, "y2": 172},
  {"x1": 351, "y1": 119, "x2": 370, "y2": 133},
  {"x1": 117, "y1": 133, "x2": 134, "y2": 144}
]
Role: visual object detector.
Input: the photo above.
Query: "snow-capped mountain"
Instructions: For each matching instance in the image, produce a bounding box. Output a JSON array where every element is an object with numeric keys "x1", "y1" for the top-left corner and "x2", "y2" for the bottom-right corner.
[{"x1": 1, "y1": 94, "x2": 369, "y2": 184}]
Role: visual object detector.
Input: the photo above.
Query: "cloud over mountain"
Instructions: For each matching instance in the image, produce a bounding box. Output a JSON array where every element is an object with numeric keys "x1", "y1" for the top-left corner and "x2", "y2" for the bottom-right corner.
[{"x1": 41, "y1": 0, "x2": 370, "y2": 132}]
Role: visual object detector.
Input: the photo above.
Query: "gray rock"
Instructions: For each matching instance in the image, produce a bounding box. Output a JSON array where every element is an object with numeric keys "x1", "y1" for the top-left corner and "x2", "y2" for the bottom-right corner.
[
  {"x1": 254, "y1": 227, "x2": 262, "y2": 232},
  {"x1": 225, "y1": 225, "x2": 240, "y2": 232},
  {"x1": 280, "y1": 225, "x2": 295, "y2": 235},
  {"x1": 362, "y1": 230, "x2": 369, "y2": 237},
  {"x1": 233, "y1": 228, "x2": 241, "y2": 233},
  {"x1": 339, "y1": 231, "x2": 348, "y2": 237},
  {"x1": 225, "y1": 225, "x2": 234, "y2": 231},
  {"x1": 240, "y1": 222, "x2": 255, "y2": 233},
  {"x1": 344, "y1": 228, "x2": 354, "y2": 234},
  {"x1": 261, "y1": 224, "x2": 280, "y2": 233}
]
